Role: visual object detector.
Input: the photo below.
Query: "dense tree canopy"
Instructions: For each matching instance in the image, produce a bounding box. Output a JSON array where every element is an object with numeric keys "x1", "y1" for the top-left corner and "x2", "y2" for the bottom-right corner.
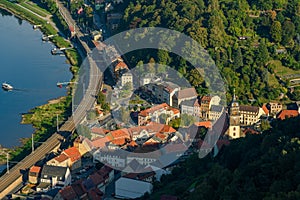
[{"x1": 118, "y1": 0, "x2": 300, "y2": 104}]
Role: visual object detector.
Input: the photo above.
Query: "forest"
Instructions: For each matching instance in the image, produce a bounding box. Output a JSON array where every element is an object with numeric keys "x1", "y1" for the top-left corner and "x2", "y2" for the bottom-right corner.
[
  {"x1": 141, "y1": 116, "x2": 300, "y2": 200},
  {"x1": 115, "y1": 0, "x2": 300, "y2": 104}
]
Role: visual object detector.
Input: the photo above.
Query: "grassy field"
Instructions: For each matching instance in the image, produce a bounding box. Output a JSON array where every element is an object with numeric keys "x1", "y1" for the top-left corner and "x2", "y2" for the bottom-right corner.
[
  {"x1": 20, "y1": 1, "x2": 49, "y2": 17},
  {"x1": 269, "y1": 60, "x2": 300, "y2": 79}
]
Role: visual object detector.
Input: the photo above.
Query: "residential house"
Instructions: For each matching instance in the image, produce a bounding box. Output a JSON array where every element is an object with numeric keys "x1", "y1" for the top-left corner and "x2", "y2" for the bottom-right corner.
[
  {"x1": 180, "y1": 98, "x2": 200, "y2": 117},
  {"x1": 115, "y1": 177, "x2": 153, "y2": 199},
  {"x1": 208, "y1": 105, "x2": 224, "y2": 121},
  {"x1": 277, "y1": 110, "x2": 299, "y2": 120},
  {"x1": 93, "y1": 149, "x2": 126, "y2": 168},
  {"x1": 200, "y1": 95, "x2": 221, "y2": 119},
  {"x1": 121, "y1": 71, "x2": 133, "y2": 87},
  {"x1": 47, "y1": 147, "x2": 81, "y2": 171},
  {"x1": 127, "y1": 151, "x2": 162, "y2": 166},
  {"x1": 138, "y1": 103, "x2": 180, "y2": 125},
  {"x1": 113, "y1": 61, "x2": 129, "y2": 80},
  {"x1": 90, "y1": 127, "x2": 109, "y2": 140},
  {"x1": 239, "y1": 105, "x2": 264, "y2": 126},
  {"x1": 173, "y1": 87, "x2": 198, "y2": 108},
  {"x1": 39, "y1": 165, "x2": 71, "y2": 190},
  {"x1": 54, "y1": 185, "x2": 78, "y2": 200},
  {"x1": 267, "y1": 102, "x2": 283, "y2": 115},
  {"x1": 28, "y1": 166, "x2": 41, "y2": 184}
]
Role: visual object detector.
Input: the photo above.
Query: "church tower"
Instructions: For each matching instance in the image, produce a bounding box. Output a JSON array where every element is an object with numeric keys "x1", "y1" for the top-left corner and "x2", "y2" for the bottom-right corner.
[{"x1": 227, "y1": 90, "x2": 241, "y2": 139}]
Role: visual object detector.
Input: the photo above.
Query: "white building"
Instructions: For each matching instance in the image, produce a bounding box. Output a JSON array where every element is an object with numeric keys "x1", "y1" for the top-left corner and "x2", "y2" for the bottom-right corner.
[
  {"x1": 121, "y1": 72, "x2": 133, "y2": 87},
  {"x1": 93, "y1": 149, "x2": 126, "y2": 168}
]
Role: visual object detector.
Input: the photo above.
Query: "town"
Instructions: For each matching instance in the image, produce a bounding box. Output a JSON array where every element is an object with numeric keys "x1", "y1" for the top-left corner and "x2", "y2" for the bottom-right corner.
[{"x1": 1, "y1": 0, "x2": 300, "y2": 199}]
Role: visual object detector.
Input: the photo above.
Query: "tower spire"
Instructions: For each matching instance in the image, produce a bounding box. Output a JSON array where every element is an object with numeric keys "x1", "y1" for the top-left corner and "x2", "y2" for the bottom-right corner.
[{"x1": 233, "y1": 88, "x2": 236, "y2": 101}]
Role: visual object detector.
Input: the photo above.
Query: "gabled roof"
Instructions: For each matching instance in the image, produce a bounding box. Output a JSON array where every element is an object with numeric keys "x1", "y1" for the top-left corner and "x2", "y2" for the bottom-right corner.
[
  {"x1": 114, "y1": 61, "x2": 128, "y2": 71},
  {"x1": 41, "y1": 165, "x2": 68, "y2": 178},
  {"x1": 63, "y1": 147, "x2": 81, "y2": 162},
  {"x1": 89, "y1": 173, "x2": 105, "y2": 186},
  {"x1": 54, "y1": 153, "x2": 69, "y2": 163},
  {"x1": 176, "y1": 88, "x2": 197, "y2": 100},
  {"x1": 201, "y1": 95, "x2": 212, "y2": 103},
  {"x1": 210, "y1": 105, "x2": 224, "y2": 113},
  {"x1": 71, "y1": 180, "x2": 87, "y2": 197},
  {"x1": 91, "y1": 137, "x2": 110, "y2": 148},
  {"x1": 194, "y1": 121, "x2": 212, "y2": 129},
  {"x1": 139, "y1": 103, "x2": 169, "y2": 117},
  {"x1": 240, "y1": 105, "x2": 259, "y2": 113},
  {"x1": 181, "y1": 98, "x2": 197, "y2": 107},
  {"x1": 29, "y1": 166, "x2": 41, "y2": 174},
  {"x1": 88, "y1": 188, "x2": 103, "y2": 200},
  {"x1": 59, "y1": 186, "x2": 77, "y2": 200},
  {"x1": 262, "y1": 104, "x2": 269, "y2": 115},
  {"x1": 277, "y1": 110, "x2": 299, "y2": 120},
  {"x1": 91, "y1": 127, "x2": 110, "y2": 135}
]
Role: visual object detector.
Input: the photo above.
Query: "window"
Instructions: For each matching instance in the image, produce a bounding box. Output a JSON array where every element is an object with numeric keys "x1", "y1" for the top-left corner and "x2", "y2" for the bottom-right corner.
[{"x1": 233, "y1": 132, "x2": 236, "y2": 137}]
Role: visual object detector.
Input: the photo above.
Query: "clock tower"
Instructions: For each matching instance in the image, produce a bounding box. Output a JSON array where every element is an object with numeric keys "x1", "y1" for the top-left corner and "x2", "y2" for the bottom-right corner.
[{"x1": 227, "y1": 90, "x2": 241, "y2": 139}]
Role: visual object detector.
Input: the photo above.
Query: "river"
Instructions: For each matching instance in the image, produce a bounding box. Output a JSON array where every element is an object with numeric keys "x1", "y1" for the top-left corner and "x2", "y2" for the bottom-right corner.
[{"x1": 0, "y1": 9, "x2": 72, "y2": 148}]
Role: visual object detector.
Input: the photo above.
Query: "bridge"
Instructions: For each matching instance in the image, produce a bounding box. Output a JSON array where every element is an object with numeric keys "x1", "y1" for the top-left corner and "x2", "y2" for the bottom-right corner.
[{"x1": 0, "y1": 1, "x2": 104, "y2": 198}]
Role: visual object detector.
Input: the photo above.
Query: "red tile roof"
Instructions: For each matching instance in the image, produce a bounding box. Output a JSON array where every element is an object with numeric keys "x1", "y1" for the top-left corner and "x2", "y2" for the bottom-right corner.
[
  {"x1": 30, "y1": 166, "x2": 41, "y2": 174},
  {"x1": 89, "y1": 173, "x2": 105, "y2": 186},
  {"x1": 63, "y1": 147, "x2": 81, "y2": 162},
  {"x1": 91, "y1": 137, "x2": 110, "y2": 148},
  {"x1": 54, "y1": 153, "x2": 69, "y2": 163},
  {"x1": 262, "y1": 104, "x2": 269, "y2": 115},
  {"x1": 277, "y1": 110, "x2": 299, "y2": 120},
  {"x1": 194, "y1": 121, "x2": 212, "y2": 129},
  {"x1": 114, "y1": 61, "x2": 128, "y2": 71},
  {"x1": 111, "y1": 129, "x2": 131, "y2": 140},
  {"x1": 139, "y1": 103, "x2": 169, "y2": 117},
  {"x1": 59, "y1": 186, "x2": 78, "y2": 200}
]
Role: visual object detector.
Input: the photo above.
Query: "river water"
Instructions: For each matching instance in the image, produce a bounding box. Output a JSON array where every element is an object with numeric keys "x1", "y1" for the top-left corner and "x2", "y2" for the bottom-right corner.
[{"x1": 0, "y1": 9, "x2": 72, "y2": 148}]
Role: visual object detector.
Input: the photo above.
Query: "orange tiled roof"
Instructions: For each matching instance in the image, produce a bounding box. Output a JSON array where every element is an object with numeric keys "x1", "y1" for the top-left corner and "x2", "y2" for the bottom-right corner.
[
  {"x1": 194, "y1": 121, "x2": 212, "y2": 129},
  {"x1": 161, "y1": 125, "x2": 176, "y2": 133},
  {"x1": 63, "y1": 147, "x2": 81, "y2": 162},
  {"x1": 111, "y1": 138, "x2": 127, "y2": 146},
  {"x1": 139, "y1": 103, "x2": 169, "y2": 117},
  {"x1": 262, "y1": 104, "x2": 269, "y2": 115},
  {"x1": 277, "y1": 110, "x2": 299, "y2": 120},
  {"x1": 54, "y1": 153, "x2": 69, "y2": 163},
  {"x1": 111, "y1": 129, "x2": 131, "y2": 140},
  {"x1": 30, "y1": 166, "x2": 41, "y2": 174},
  {"x1": 128, "y1": 140, "x2": 138, "y2": 147},
  {"x1": 114, "y1": 61, "x2": 128, "y2": 71}
]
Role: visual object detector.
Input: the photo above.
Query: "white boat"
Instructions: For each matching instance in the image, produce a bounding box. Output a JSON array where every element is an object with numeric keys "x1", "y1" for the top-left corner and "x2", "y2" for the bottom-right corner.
[{"x1": 2, "y1": 82, "x2": 13, "y2": 91}]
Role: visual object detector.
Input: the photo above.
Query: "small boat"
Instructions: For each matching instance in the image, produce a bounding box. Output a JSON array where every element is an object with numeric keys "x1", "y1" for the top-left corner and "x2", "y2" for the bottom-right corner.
[{"x1": 2, "y1": 82, "x2": 13, "y2": 91}]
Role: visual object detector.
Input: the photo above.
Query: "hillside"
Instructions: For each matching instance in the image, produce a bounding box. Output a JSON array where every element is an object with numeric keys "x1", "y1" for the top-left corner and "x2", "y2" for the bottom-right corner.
[
  {"x1": 142, "y1": 116, "x2": 300, "y2": 199},
  {"x1": 115, "y1": 0, "x2": 300, "y2": 104}
]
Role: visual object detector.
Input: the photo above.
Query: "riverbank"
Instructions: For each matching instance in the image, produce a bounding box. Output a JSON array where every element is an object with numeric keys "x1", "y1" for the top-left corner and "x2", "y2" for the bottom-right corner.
[{"x1": 0, "y1": 0, "x2": 81, "y2": 164}]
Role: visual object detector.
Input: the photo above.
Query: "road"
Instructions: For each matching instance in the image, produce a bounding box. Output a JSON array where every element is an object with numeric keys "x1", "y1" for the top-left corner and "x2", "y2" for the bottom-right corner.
[{"x1": 0, "y1": 1, "x2": 104, "y2": 198}]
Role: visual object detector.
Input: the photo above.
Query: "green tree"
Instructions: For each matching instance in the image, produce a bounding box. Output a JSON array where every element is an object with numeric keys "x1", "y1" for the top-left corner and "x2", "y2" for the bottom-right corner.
[
  {"x1": 270, "y1": 21, "x2": 282, "y2": 43},
  {"x1": 233, "y1": 47, "x2": 243, "y2": 69},
  {"x1": 256, "y1": 41, "x2": 270, "y2": 66},
  {"x1": 282, "y1": 20, "x2": 296, "y2": 45}
]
